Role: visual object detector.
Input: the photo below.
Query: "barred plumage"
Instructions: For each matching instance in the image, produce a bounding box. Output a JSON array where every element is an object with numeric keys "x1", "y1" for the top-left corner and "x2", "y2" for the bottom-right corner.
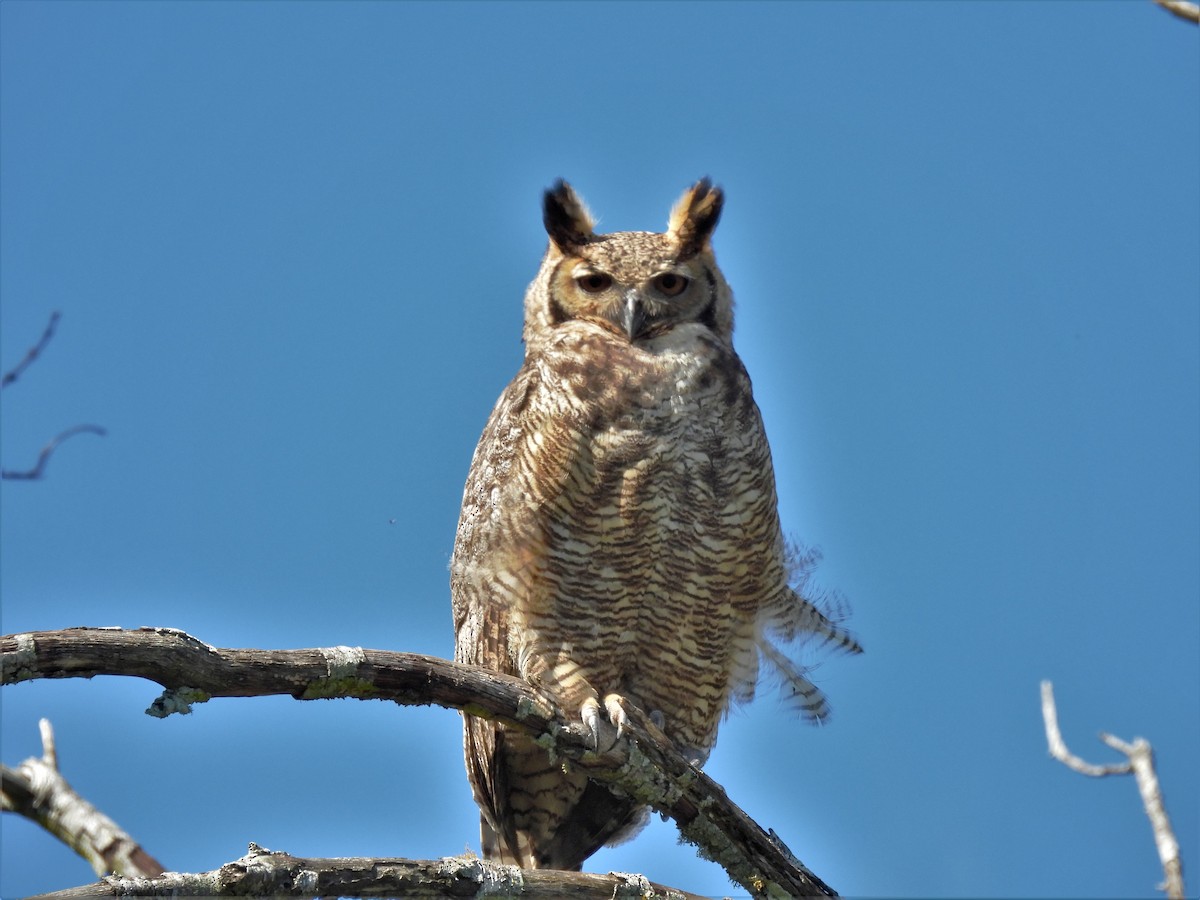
[{"x1": 450, "y1": 179, "x2": 861, "y2": 871}]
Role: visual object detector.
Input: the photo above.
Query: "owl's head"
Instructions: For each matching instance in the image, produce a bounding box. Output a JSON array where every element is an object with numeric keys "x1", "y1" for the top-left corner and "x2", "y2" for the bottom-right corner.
[{"x1": 523, "y1": 179, "x2": 734, "y2": 348}]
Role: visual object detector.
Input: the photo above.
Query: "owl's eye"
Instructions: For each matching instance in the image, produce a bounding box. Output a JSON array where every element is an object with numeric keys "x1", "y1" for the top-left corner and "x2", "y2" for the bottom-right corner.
[
  {"x1": 576, "y1": 272, "x2": 613, "y2": 294},
  {"x1": 652, "y1": 272, "x2": 690, "y2": 297}
]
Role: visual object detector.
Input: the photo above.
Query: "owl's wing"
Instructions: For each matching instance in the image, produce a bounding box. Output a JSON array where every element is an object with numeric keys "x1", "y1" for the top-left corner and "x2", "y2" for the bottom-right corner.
[
  {"x1": 451, "y1": 362, "x2": 541, "y2": 662},
  {"x1": 452, "y1": 367, "x2": 535, "y2": 862}
]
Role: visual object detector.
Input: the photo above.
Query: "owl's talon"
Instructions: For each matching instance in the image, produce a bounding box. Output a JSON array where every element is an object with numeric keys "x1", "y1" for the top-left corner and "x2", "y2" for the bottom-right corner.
[
  {"x1": 603, "y1": 694, "x2": 631, "y2": 741},
  {"x1": 580, "y1": 698, "x2": 600, "y2": 749},
  {"x1": 580, "y1": 697, "x2": 619, "y2": 752}
]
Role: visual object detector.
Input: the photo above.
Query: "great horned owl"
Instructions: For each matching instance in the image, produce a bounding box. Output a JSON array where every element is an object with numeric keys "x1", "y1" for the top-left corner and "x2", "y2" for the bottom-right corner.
[{"x1": 450, "y1": 178, "x2": 860, "y2": 871}]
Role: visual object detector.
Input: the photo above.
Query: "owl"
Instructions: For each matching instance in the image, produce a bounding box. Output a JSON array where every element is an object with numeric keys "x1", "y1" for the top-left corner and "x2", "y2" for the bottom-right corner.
[{"x1": 450, "y1": 178, "x2": 861, "y2": 871}]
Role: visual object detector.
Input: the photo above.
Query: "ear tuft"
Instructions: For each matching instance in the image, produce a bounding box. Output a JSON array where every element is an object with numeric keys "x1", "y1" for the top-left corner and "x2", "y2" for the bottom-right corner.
[
  {"x1": 542, "y1": 179, "x2": 596, "y2": 252},
  {"x1": 667, "y1": 178, "x2": 723, "y2": 260}
]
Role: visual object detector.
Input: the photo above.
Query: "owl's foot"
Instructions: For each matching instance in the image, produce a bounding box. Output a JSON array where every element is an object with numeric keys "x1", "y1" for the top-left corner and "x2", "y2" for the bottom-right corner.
[
  {"x1": 581, "y1": 695, "x2": 682, "y2": 757},
  {"x1": 579, "y1": 693, "x2": 637, "y2": 752},
  {"x1": 604, "y1": 693, "x2": 633, "y2": 739},
  {"x1": 607, "y1": 702, "x2": 709, "y2": 766},
  {"x1": 580, "y1": 696, "x2": 621, "y2": 753},
  {"x1": 603, "y1": 695, "x2": 673, "y2": 747}
]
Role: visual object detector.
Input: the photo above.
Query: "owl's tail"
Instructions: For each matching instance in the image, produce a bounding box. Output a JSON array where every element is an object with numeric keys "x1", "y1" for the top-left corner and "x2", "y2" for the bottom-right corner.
[
  {"x1": 778, "y1": 541, "x2": 863, "y2": 655},
  {"x1": 752, "y1": 542, "x2": 863, "y2": 723},
  {"x1": 756, "y1": 638, "x2": 836, "y2": 724},
  {"x1": 780, "y1": 586, "x2": 863, "y2": 656}
]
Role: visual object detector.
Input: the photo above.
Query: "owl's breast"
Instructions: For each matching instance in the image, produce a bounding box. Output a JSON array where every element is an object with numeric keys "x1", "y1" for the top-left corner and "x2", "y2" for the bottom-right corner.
[
  {"x1": 533, "y1": 323, "x2": 768, "y2": 529},
  {"x1": 541, "y1": 322, "x2": 748, "y2": 434},
  {"x1": 460, "y1": 322, "x2": 784, "y2": 752}
]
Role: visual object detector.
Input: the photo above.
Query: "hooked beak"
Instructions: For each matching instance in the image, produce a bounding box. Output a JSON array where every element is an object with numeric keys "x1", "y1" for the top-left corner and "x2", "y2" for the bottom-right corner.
[{"x1": 619, "y1": 292, "x2": 646, "y2": 340}]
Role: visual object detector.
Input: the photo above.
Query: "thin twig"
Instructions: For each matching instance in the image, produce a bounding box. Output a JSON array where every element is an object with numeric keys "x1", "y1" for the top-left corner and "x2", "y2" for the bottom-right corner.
[
  {"x1": 1, "y1": 424, "x2": 107, "y2": 481},
  {"x1": 1040, "y1": 681, "x2": 1131, "y2": 776},
  {"x1": 1, "y1": 311, "x2": 107, "y2": 480},
  {"x1": 1040, "y1": 681, "x2": 1185, "y2": 900},
  {"x1": 1, "y1": 311, "x2": 60, "y2": 389}
]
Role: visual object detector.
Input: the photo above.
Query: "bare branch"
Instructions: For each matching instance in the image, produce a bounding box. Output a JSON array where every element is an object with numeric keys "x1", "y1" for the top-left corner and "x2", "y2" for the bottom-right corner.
[
  {"x1": 1, "y1": 719, "x2": 164, "y2": 879},
  {"x1": 1, "y1": 311, "x2": 107, "y2": 481},
  {"x1": 1153, "y1": 0, "x2": 1200, "y2": 24},
  {"x1": 1040, "y1": 681, "x2": 1186, "y2": 900},
  {"x1": 2, "y1": 424, "x2": 107, "y2": 481},
  {"x1": 1098, "y1": 733, "x2": 1186, "y2": 900},
  {"x1": 1039, "y1": 681, "x2": 1131, "y2": 777},
  {"x1": 1, "y1": 311, "x2": 61, "y2": 390},
  {"x1": 28, "y1": 844, "x2": 712, "y2": 900},
  {"x1": 37, "y1": 717, "x2": 58, "y2": 770},
  {"x1": 2, "y1": 627, "x2": 837, "y2": 898}
]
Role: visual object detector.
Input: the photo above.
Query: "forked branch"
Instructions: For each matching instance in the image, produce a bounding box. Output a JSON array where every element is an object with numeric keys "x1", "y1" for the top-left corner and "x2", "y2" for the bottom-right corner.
[
  {"x1": 1040, "y1": 681, "x2": 1185, "y2": 900},
  {"x1": 2, "y1": 627, "x2": 838, "y2": 898}
]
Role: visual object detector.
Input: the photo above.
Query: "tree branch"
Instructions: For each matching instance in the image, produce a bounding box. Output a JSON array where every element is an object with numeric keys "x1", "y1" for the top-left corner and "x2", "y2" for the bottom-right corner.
[
  {"x1": 1, "y1": 311, "x2": 61, "y2": 390},
  {"x1": 2, "y1": 626, "x2": 838, "y2": 898},
  {"x1": 26, "y1": 844, "x2": 711, "y2": 900},
  {"x1": 1039, "y1": 680, "x2": 1131, "y2": 777},
  {"x1": 1153, "y1": 0, "x2": 1200, "y2": 24},
  {"x1": 1, "y1": 424, "x2": 107, "y2": 481},
  {"x1": 1, "y1": 311, "x2": 107, "y2": 481},
  {"x1": 1, "y1": 719, "x2": 164, "y2": 879},
  {"x1": 1040, "y1": 681, "x2": 1185, "y2": 900},
  {"x1": 1098, "y1": 733, "x2": 1186, "y2": 900}
]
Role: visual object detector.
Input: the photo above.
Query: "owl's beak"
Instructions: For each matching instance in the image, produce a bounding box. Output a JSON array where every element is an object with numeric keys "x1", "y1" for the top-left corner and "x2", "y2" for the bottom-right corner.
[{"x1": 620, "y1": 293, "x2": 646, "y2": 340}]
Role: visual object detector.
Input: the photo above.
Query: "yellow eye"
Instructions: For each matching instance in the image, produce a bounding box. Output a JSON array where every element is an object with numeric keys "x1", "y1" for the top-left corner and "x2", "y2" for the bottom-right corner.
[
  {"x1": 576, "y1": 272, "x2": 613, "y2": 293},
  {"x1": 652, "y1": 272, "x2": 690, "y2": 297}
]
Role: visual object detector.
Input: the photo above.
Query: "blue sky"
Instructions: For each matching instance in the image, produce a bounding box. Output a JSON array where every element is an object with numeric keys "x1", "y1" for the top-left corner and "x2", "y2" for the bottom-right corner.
[{"x1": 1, "y1": 2, "x2": 1196, "y2": 897}]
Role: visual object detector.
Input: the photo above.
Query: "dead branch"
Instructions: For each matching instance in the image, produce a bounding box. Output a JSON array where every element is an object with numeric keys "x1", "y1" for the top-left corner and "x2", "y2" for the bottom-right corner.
[
  {"x1": 2, "y1": 626, "x2": 838, "y2": 898},
  {"x1": 1, "y1": 311, "x2": 61, "y2": 389},
  {"x1": 1, "y1": 719, "x2": 164, "y2": 879},
  {"x1": 1, "y1": 311, "x2": 107, "y2": 481},
  {"x1": 1, "y1": 424, "x2": 107, "y2": 481},
  {"x1": 26, "y1": 844, "x2": 711, "y2": 900},
  {"x1": 1039, "y1": 681, "x2": 1131, "y2": 777},
  {"x1": 1099, "y1": 732, "x2": 1186, "y2": 900},
  {"x1": 1040, "y1": 681, "x2": 1185, "y2": 900},
  {"x1": 1153, "y1": 0, "x2": 1200, "y2": 24}
]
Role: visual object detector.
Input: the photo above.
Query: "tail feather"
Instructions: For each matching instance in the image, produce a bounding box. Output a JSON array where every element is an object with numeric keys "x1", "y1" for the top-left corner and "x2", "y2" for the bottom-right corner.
[
  {"x1": 742, "y1": 540, "x2": 864, "y2": 724},
  {"x1": 756, "y1": 638, "x2": 833, "y2": 724},
  {"x1": 775, "y1": 586, "x2": 863, "y2": 656},
  {"x1": 770, "y1": 541, "x2": 863, "y2": 654}
]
